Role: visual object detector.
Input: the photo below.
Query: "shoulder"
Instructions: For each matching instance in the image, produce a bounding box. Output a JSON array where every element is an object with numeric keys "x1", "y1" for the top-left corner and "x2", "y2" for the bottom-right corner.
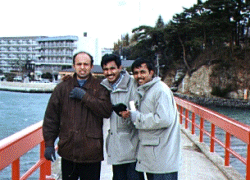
[
  {"x1": 53, "y1": 77, "x2": 73, "y2": 93},
  {"x1": 88, "y1": 75, "x2": 108, "y2": 91},
  {"x1": 150, "y1": 80, "x2": 172, "y2": 97},
  {"x1": 91, "y1": 76, "x2": 102, "y2": 84},
  {"x1": 101, "y1": 78, "x2": 109, "y2": 86}
]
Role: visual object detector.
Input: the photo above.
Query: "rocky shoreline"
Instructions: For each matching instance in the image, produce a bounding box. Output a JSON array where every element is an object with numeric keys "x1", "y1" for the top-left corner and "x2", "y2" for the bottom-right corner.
[{"x1": 174, "y1": 93, "x2": 250, "y2": 109}]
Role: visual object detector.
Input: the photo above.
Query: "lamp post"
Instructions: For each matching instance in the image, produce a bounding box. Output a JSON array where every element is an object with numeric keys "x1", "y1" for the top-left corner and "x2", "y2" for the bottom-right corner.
[
  {"x1": 152, "y1": 45, "x2": 160, "y2": 77},
  {"x1": 25, "y1": 59, "x2": 35, "y2": 81}
]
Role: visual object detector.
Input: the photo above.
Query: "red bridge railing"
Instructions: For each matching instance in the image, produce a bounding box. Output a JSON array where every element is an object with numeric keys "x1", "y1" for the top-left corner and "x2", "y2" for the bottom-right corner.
[
  {"x1": 0, "y1": 121, "x2": 54, "y2": 180},
  {"x1": 1, "y1": 97, "x2": 250, "y2": 179},
  {"x1": 174, "y1": 96, "x2": 250, "y2": 180}
]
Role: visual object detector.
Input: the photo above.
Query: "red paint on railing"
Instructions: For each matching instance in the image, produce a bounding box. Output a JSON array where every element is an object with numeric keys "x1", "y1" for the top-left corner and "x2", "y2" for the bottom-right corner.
[
  {"x1": 0, "y1": 121, "x2": 54, "y2": 180},
  {"x1": 175, "y1": 96, "x2": 250, "y2": 180}
]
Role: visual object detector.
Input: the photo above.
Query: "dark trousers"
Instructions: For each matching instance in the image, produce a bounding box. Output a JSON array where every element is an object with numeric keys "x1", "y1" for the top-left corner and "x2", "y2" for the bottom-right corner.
[
  {"x1": 61, "y1": 158, "x2": 101, "y2": 180},
  {"x1": 112, "y1": 162, "x2": 145, "y2": 180},
  {"x1": 146, "y1": 172, "x2": 178, "y2": 180}
]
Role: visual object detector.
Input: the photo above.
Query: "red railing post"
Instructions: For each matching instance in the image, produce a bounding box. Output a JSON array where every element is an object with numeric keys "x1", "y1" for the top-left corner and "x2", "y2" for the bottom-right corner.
[
  {"x1": 225, "y1": 132, "x2": 231, "y2": 166},
  {"x1": 246, "y1": 144, "x2": 250, "y2": 180},
  {"x1": 12, "y1": 159, "x2": 20, "y2": 180},
  {"x1": 40, "y1": 141, "x2": 52, "y2": 180},
  {"x1": 185, "y1": 109, "x2": 189, "y2": 129},
  {"x1": 200, "y1": 117, "x2": 204, "y2": 142},
  {"x1": 210, "y1": 124, "x2": 215, "y2": 152},
  {"x1": 179, "y1": 106, "x2": 183, "y2": 124},
  {"x1": 191, "y1": 112, "x2": 195, "y2": 135}
]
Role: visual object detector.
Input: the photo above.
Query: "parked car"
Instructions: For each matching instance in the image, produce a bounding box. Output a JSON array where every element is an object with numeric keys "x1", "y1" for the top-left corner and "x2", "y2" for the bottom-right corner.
[
  {"x1": 40, "y1": 79, "x2": 50, "y2": 83},
  {"x1": 0, "y1": 75, "x2": 5, "y2": 81}
]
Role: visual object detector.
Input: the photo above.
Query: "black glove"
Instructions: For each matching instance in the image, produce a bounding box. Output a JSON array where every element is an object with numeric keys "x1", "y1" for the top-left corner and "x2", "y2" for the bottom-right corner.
[
  {"x1": 44, "y1": 146, "x2": 56, "y2": 162},
  {"x1": 112, "y1": 103, "x2": 127, "y2": 116},
  {"x1": 69, "y1": 87, "x2": 86, "y2": 100}
]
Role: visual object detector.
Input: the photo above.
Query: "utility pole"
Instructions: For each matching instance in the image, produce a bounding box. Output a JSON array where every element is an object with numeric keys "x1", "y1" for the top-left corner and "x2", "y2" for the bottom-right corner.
[{"x1": 156, "y1": 53, "x2": 159, "y2": 77}]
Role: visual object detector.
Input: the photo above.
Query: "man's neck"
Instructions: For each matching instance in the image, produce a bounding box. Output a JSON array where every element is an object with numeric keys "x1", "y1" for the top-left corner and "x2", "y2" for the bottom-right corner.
[
  {"x1": 77, "y1": 74, "x2": 90, "y2": 80},
  {"x1": 110, "y1": 74, "x2": 123, "y2": 90},
  {"x1": 110, "y1": 74, "x2": 121, "y2": 85}
]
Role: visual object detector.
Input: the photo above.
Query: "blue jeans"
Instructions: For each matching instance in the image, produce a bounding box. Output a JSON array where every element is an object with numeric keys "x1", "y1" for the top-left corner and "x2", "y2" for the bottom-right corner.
[
  {"x1": 146, "y1": 172, "x2": 178, "y2": 180},
  {"x1": 112, "y1": 162, "x2": 145, "y2": 180},
  {"x1": 61, "y1": 158, "x2": 101, "y2": 180}
]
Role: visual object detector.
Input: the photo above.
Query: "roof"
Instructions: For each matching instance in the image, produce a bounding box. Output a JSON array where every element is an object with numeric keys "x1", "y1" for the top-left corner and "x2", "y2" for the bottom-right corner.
[
  {"x1": 122, "y1": 60, "x2": 134, "y2": 68},
  {"x1": 60, "y1": 60, "x2": 134, "y2": 74},
  {"x1": 36, "y1": 36, "x2": 78, "y2": 42},
  {"x1": 62, "y1": 65, "x2": 103, "y2": 74}
]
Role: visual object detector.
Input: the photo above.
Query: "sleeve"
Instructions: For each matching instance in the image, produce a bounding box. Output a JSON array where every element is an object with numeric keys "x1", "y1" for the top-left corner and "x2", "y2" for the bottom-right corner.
[
  {"x1": 81, "y1": 84, "x2": 113, "y2": 118},
  {"x1": 131, "y1": 89, "x2": 177, "y2": 130},
  {"x1": 42, "y1": 86, "x2": 61, "y2": 147}
]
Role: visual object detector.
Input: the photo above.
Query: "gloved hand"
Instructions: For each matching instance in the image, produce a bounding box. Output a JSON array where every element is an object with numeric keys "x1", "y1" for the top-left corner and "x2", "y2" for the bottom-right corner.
[
  {"x1": 69, "y1": 87, "x2": 86, "y2": 100},
  {"x1": 112, "y1": 103, "x2": 127, "y2": 117},
  {"x1": 44, "y1": 146, "x2": 56, "y2": 162}
]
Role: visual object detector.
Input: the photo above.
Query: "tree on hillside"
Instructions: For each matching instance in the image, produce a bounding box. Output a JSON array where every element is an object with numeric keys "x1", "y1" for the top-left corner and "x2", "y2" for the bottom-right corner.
[
  {"x1": 170, "y1": 10, "x2": 198, "y2": 75},
  {"x1": 130, "y1": 25, "x2": 156, "y2": 61},
  {"x1": 130, "y1": 16, "x2": 168, "y2": 76},
  {"x1": 113, "y1": 0, "x2": 250, "y2": 80},
  {"x1": 113, "y1": 33, "x2": 131, "y2": 59}
]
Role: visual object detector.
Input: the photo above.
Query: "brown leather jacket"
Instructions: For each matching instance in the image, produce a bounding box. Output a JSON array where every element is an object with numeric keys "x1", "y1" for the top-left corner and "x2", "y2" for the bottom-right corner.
[{"x1": 43, "y1": 73, "x2": 112, "y2": 163}]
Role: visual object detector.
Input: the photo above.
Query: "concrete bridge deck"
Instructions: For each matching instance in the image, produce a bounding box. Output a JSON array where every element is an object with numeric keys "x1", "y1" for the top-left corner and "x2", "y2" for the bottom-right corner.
[{"x1": 50, "y1": 120, "x2": 243, "y2": 180}]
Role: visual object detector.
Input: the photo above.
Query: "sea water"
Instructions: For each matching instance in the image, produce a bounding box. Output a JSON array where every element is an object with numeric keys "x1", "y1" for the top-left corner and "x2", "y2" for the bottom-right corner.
[{"x1": 0, "y1": 91, "x2": 51, "y2": 179}]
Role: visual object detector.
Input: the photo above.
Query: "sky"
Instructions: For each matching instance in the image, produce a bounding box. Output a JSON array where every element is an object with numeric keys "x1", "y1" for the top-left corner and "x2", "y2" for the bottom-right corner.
[{"x1": 1, "y1": 0, "x2": 198, "y2": 48}]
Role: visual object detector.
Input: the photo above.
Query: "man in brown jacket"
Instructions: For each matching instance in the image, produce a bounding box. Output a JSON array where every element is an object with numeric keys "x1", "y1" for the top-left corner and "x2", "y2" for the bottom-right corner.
[{"x1": 42, "y1": 51, "x2": 112, "y2": 180}]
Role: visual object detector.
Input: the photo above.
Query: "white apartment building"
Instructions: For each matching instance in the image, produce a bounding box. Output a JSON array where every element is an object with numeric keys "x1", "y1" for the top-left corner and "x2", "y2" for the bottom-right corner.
[
  {"x1": 0, "y1": 35, "x2": 111, "y2": 81},
  {"x1": 36, "y1": 36, "x2": 78, "y2": 80},
  {"x1": 0, "y1": 36, "x2": 41, "y2": 73}
]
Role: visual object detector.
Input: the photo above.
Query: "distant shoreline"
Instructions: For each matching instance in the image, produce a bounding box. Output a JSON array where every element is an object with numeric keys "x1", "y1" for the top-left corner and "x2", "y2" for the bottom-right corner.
[
  {"x1": 0, "y1": 81, "x2": 56, "y2": 93},
  {"x1": 174, "y1": 92, "x2": 250, "y2": 109}
]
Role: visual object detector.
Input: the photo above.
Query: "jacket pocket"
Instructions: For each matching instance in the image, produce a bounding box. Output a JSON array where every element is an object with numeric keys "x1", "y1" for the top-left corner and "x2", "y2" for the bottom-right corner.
[
  {"x1": 117, "y1": 117, "x2": 133, "y2": 130},
  {"x1": 83, "y1": 133, "x2": 103, "y2": 160},
  {"x1": 116, "y1": 131, "x2": 137, "y2": 161},
  {"x1": 58, "y1": 133, "x2": 74, "y2": 154},
  {"x1": 139, "y1": 138, "x2": 160, "y2": 164},
  {"x1": 141, "y1": 138, "x2": 160, "y2": 146}
]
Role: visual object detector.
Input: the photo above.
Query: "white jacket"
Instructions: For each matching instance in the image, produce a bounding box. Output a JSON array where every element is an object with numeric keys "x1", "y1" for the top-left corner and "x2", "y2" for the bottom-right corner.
[
  {"x1": 131, "y1": 77, "x2": 181, "y2": 173},
  {"x1": 101, "y1": 71, "x2": 139, "y2": 165}
]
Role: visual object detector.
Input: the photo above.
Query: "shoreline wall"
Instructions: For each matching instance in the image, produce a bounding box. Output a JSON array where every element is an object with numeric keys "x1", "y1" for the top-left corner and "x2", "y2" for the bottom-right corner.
[
  {"x1": 174, "y1": 92, "x2": 250, "y2": 109},
  {"x1": 0, "y1": 81, "x2": 56, "y2": 93}
]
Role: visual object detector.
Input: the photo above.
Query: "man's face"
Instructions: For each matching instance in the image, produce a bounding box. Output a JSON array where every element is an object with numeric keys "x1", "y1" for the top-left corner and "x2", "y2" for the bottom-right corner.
[
  {"x1": 133, "y1": 63, "x2": 154, "y2": 86},
  {"x1": 102, "y1": 61, "x2": 122, "y2": 84},
  {"x1": 73, "y1": 53, "x2": 93, "y2": 80}
]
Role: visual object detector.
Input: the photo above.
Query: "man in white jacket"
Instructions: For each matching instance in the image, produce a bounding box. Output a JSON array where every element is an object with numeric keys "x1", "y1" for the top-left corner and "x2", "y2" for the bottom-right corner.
[
  {"x1": 121, "y1": 58, "x2": 181, "y2": 180},
  {"x1": 100, "y1": 54, "x2": 144, "y2": 180}
]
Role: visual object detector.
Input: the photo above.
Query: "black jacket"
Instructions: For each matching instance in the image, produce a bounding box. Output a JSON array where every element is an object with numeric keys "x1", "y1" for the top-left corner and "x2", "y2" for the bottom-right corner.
[{"x1": 43, "y1": 73, "x2": 112, "y2": 163}]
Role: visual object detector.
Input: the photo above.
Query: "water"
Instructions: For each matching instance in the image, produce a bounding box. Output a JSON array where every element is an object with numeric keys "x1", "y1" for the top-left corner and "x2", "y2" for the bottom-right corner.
[
  {"x1": 204, "y1": 105, "x2": 250, "y2": 125},
  {"x1": 0, "y1": 91, "x2": 51, "y2": 179},
  {"x1": 194, "y1": 105, "x2": 250, "y2": 177}
]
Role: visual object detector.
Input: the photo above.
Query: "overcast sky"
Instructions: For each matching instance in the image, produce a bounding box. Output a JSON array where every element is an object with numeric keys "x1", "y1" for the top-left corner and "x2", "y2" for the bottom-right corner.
[{"x1": 1, "y1": 0, "x2": 198, "y2": 48}]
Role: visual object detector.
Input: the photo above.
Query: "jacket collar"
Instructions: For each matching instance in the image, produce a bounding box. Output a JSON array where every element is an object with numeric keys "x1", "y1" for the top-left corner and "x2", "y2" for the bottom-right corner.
[
  {"x1": 101, "y1": 70, "x2": 131, "y2": 92},
  {"x1": 73, "y1": 73, "x2": 94, "y2": 89},
  {"x1": 137, "y1": 77, "x2": 161, "y2": 97}
]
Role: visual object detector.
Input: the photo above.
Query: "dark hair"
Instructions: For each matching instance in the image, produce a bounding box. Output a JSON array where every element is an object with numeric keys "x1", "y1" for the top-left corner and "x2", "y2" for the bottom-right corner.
[
  {"x1": 131, "y1": 58, "x2": 155, "y2": 73},
  {"x1": 101, "y1": 54, "x2": 121, "y2": 68},
  {"x1": 73, "y1": 51, "x2": 94, "y2": 65}
]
